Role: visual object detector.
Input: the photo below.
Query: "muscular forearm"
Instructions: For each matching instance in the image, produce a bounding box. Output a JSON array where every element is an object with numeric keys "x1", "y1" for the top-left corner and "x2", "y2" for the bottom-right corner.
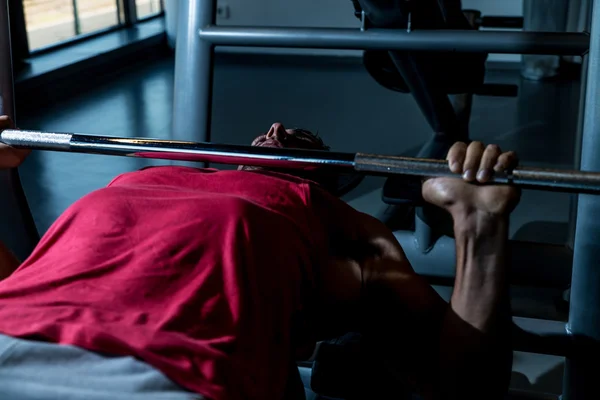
[
  {"x1": 0, "y1": 241, "x2": 21, "y2": 281},
  {"x1": 437, "y1": 211, "x2": 512, "y2": 399}
]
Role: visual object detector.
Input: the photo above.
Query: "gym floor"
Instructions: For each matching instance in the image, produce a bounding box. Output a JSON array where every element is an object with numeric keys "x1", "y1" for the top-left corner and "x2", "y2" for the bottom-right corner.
[{"x1": 16, "y1": 50, "x2": 581, "y2": 398}]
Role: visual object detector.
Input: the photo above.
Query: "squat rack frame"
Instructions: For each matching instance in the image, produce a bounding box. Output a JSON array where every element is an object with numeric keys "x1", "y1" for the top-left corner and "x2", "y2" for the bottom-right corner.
[{"x1": 170, "y1": 1, "x2": 600, "y2": 399}]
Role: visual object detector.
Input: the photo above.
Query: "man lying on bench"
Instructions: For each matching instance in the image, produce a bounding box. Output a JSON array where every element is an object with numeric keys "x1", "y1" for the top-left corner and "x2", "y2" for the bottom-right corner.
[{"x1": 0, "y1": 116, "x2": 517, "y2": 400}]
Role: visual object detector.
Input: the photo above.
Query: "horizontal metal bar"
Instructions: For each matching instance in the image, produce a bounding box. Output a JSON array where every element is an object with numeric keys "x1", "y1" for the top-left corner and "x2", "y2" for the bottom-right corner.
[
  {"x1": 4, "y1": 130, "x2": 600, "y2": 195},
  {"x1": 199, "y1": 26, "x2": 590, "y2": 55},
  {"x1": 1, "y1": 130, "x2": 356, "y2": 170},
  {"x1": 356, "y1": 154, "x2": 600, "y2": 195}
]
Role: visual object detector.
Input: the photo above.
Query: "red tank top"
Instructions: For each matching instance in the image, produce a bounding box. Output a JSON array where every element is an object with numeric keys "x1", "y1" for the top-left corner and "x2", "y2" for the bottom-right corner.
[{"x1": 0, "y1": 166, "x2": 356, "y2": 400}]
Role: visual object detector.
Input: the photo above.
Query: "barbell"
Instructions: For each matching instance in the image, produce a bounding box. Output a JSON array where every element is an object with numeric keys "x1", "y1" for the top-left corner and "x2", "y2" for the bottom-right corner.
[{"x1": 2, "y1": 129, "x2": 600, "y2": 195}]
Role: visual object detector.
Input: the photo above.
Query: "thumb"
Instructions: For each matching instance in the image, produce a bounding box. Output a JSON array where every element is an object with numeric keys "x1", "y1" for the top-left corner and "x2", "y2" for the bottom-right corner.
[
  {"x1": 0, "y1": 116, "x2": 30, "y2": 169},
  {"x1": 0, "y1": 115, "x2": 15, "y2": 129}
]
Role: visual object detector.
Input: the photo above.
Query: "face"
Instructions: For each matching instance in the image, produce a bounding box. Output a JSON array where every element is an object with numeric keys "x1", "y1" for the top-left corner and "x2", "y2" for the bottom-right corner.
[{"x1": 239, "y1": 122, "x2": 329, "y2": 171}]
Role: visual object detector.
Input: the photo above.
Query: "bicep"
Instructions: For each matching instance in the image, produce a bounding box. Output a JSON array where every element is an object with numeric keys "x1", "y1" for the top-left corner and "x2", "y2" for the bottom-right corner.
[
  {"x1": 370, "y1": 257, "x2": 446, "y2": 316},
  {"x1": 355, "y1": 211, "x2": 447, "y2": 314},
  {"x1": 319, "y1": 206, "x2": 452, "y2": 396},
  {"x1": 316, "y1": 220, "x2": 447, "y2": 339}
]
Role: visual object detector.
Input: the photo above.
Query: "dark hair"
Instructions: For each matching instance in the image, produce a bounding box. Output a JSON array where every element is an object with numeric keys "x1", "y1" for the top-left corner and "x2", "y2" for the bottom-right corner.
[{"x1": 287, "y1": 128, "x2": 331, "y2": 151}]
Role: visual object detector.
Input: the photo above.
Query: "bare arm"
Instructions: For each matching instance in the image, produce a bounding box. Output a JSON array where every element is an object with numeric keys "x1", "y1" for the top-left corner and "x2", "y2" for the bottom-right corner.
[
  {"x1": 316, "y1": 141, "x2": 517, "y2": 399},
  {"x1": 432, "y1": 142, "x2": 518, "y2": 399},
  {"x1": 354, "y1": 210, "x2": 511, "y2": 400},
  {"x1": 367, "y1": 142, "x2": 517, "y2": 399},
  {"x1": 434, "y1": 207, "x2": 512, "y2": 399}
]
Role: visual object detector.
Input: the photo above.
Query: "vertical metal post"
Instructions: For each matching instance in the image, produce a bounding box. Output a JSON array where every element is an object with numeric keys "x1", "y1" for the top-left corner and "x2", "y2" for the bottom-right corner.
[
  {"x1": 568, "y1": 0, "x2": 592, "y2": 254},
  {"x1": 72, "y1": 0, "x2": 81, "y2": 35},
  {"x1": 0, "y1": 0, "x2": 15, "y2": 120},
  {"x1": 116, "y1": 0, "x2": 123, "y2": 25},
  {"x1": 173, "y1": 0, "x2": 216, "y2": 144},
  {"x1": 566, "y1": 0, "x2": 592, "y2": 318},
  {"x1": 564, "y1": 0, "x2": 600, "y2": 398},
  {"x1": 568, "y1": 53, "x2": 588, "y2": 250},
  {"x1": 122, "y1": 0, "x2": 138, "y2": 26},
  {"x1": 0, "y1": 0, "x2": 39, "y2": 260},
  {"x1": 414, "y1": 213, "x2": 434, "y2": 252}
]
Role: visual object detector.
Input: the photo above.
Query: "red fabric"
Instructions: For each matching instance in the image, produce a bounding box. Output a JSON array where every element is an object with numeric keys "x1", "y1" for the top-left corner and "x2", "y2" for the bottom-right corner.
[{"x1": 0, "y1": 166, "x2": 358, "y2": 400}]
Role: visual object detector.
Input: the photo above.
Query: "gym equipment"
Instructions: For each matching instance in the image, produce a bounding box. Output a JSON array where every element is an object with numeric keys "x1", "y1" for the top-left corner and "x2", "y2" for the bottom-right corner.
[
  {"x1": 4, "y1": 129, "x2": 600, "y2": 196},
  {"x1": 172, "y1": 1, "x2": 590, "y2": 147},
  {"x1": 197, "y1": 26, "x2": 589, "y2": 55},
  {"x1": 354, "y1": 4, "x2": 506, "y2": 98}
]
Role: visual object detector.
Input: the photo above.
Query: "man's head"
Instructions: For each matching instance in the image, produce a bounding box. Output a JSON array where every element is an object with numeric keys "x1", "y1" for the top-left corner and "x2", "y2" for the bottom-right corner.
[
  {"x1": 244, "y1": 122, "x2": 329, "y2": 153},
  {"x1": 239, "y1": 122, "x2": 346, "y2": 194}
]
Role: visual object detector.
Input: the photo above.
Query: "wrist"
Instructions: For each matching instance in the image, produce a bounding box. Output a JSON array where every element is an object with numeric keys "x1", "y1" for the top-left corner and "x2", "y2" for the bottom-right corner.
[
  {"x1": 452, "y1": 208, "x2": 509, "y2": 239},
  {"x1": 452, "y1": 209, "x2": 509, "y2": 283}
]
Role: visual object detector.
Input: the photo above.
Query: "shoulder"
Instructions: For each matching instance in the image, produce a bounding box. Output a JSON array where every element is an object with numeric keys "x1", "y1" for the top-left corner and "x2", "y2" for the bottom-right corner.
[
  {"x1": 106, "y1": 166, "x2": 219, "y2": 187},
  {"x1": 303, "y1": 180, "x2": 355, "y2": 211}
]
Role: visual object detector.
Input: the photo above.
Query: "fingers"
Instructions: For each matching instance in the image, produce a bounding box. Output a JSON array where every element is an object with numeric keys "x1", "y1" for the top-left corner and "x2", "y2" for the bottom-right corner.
[
  {"x1": 0, "y1": 115, "x2": 14, "y2": 130},
  {"x1": 462, "y1": 141, "x2": 485, "y2": 182},
  {"x1": 447, "y1": 142, "x2": 468, "y2": 174},
  {"x1": 477, "y1": 144, "x2": 502, "y2": 183},
  {"x1": 0, "y1": 115, "x2": 29, "y2": 169},
  {"x1": 447, "y1": 141, "x2": 519, "y2": 183},
  {"x1": 495, "y1": 151, "x2": 519, "y2": 172}
]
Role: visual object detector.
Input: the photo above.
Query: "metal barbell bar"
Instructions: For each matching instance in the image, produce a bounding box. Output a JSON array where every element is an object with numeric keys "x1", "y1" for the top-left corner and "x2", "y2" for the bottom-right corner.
[{"x1": 3, "y1": 129, "x2": 600, "y2": 195}]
